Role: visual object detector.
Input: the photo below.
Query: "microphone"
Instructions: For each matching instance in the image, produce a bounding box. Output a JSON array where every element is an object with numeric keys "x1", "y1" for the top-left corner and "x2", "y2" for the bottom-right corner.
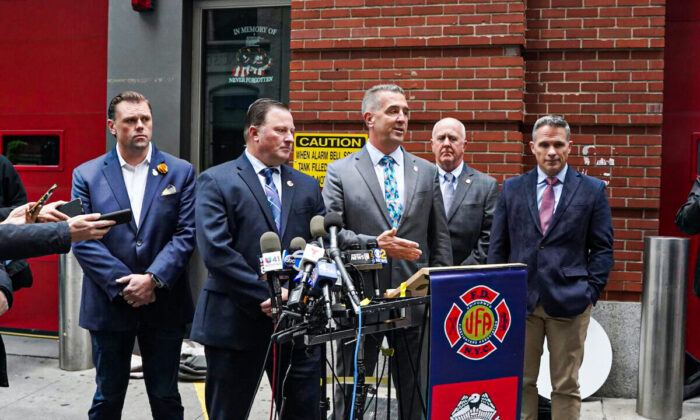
[
  {"x1": 284, "y1": 237, "x2": 307, "y2": 269},
  {"x1": 287, "y1": 241, "x2": 325, "y2": 310},
  {"x1": 368, "y1": 239, "x2": 388, "y2": 264},
  {"x1": 308, "y1": 260, "x2": 338, "y2": 320},
  {"x1": 310, "y1": 215, "x2": 326, "y2": 249},
  {"x1": 324, "y1": 212, "x2": 361, "y2": 313},
  {"x1": 290, "y1": 236, "x2": 307, "y2": 252},
  {"x1": 366, "y1": 239, "x2": 382, "y2": 298},
  {"x1": 343, "y1": 240, "x2": 381, "y2": 270},
  {"x1": 259, "y1": 231, "x2": 284, "y2": 321}
]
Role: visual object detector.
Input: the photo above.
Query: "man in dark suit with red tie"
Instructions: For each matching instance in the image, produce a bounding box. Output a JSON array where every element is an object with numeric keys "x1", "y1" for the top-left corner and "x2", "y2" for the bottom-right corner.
[
  {"x1": 191, "y1": 98, "x2": 325, "y2": 420},
  {"x1": 488, "y1": 115, "x2": 614, "y2": 419}
]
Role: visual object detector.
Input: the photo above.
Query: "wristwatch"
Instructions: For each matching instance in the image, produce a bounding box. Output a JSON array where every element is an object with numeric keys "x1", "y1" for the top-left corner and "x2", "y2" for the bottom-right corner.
[{"x1": 148, "y1": 272, "x2": 165, "y2": 288}]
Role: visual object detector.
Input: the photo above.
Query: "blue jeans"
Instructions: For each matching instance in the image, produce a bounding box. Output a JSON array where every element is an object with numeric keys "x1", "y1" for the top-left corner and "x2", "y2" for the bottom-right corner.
[{"x1": 89, "y1": 328, "x2": 184, "y2": 420}]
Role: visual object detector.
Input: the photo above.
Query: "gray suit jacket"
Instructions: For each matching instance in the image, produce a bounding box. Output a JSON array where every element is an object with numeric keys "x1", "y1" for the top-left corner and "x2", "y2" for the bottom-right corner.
[
  {"x1": 440, "y1": 165, "x2": 499, "y2": 266},
  {"x1": 322, "y1": 146, "x2": 452, "y2": 291}
]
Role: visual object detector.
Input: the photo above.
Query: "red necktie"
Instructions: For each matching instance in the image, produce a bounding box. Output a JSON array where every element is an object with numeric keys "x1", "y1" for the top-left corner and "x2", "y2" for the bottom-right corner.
[{"x1": 539, "y1": 176, "x2": 558, "y2": 233}]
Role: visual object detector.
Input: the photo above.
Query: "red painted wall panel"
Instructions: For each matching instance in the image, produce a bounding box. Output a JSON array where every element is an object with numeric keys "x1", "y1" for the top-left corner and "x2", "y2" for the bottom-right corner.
[
  {"x1": 659, "y1": 0, "x2": 700, "y2": 359},
  {"x1": 0, "y1": 1, "x2": 108, "y2": 334}
]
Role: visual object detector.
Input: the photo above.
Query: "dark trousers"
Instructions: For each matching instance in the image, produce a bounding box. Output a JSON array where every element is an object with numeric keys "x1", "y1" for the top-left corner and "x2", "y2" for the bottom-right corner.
[
  {"x1": 334, "y1": 326, "x2": 428, "y2": 420},
  {"x1": 88, "y1": 328, "x2": 184, "y2": 420},
  {"x1": 204, "y1": 342, "x2": 321, "y2": 420}
]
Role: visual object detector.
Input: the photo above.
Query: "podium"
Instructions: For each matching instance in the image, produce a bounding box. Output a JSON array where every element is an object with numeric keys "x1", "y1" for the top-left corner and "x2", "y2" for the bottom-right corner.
[
  {"x1": 420, "y1": 264, "x2": 527, "y2": 420},
  {"x1": 295, "y1": 264, "x2": 527, "y2": 419}
]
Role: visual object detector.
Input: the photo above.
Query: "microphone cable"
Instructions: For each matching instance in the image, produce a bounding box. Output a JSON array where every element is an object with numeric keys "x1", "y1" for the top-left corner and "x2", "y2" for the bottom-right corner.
[
  {"x1": 270, "y1": 340, "x2": 277, "y2": 420},
  {"x1": 278, "y1": 338, "x2": 296, "y2": 419},
  {"x1": 330, "y1": 337, "x2": 336, "y2": 418},
  {"x1": 245, "y1": 318, "x2": 283, "y2": 420},
  {"x1": 349, "y1": 303, "x2": 362, "y2": 419}
]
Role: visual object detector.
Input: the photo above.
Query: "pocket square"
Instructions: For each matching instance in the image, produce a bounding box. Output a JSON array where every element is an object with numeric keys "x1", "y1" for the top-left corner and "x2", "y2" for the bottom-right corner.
[{"x1": 162, "y1": 184, "x2": 177, "y2": 196}]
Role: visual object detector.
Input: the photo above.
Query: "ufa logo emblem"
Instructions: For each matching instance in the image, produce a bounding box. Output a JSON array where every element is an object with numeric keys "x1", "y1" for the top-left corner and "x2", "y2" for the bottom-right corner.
[{"x1": 443, "y1": 285, "x2": 511, "y2": 360}]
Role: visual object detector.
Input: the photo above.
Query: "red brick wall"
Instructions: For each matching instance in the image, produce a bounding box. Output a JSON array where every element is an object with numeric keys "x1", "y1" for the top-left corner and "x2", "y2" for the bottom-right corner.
[
  {"x1": 525, "y1": 0, "x2": 664, "y2": 300},
  {"x1": 290, "y1": 0, "x2": 665, "y2": 301}
]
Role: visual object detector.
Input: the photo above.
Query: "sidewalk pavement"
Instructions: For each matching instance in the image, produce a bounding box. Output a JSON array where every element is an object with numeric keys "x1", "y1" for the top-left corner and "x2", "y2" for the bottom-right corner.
[{"x1": 1, "y1": 334, "x2": 699, "y2": 419}]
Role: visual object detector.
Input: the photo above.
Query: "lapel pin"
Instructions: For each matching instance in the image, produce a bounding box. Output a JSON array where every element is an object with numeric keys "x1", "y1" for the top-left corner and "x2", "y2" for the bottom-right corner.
[
  {"x1": 466, "y1": 179, "x2": 471, "y2": 184},
  {"x1": 413, "y1": 166, "x2": 418, "y2": 172},
  {"x1": 287, "y1": 180, "x2": 294, "y2": 187},
  {"x1": 152, "y1": 169, "x2": 158, "y2": 176}
]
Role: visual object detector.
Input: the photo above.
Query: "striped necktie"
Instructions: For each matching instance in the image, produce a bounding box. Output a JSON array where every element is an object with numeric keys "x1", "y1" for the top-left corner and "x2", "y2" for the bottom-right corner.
[{"x1": 260, "y1": 167, "x2": 281, "y2": 232}]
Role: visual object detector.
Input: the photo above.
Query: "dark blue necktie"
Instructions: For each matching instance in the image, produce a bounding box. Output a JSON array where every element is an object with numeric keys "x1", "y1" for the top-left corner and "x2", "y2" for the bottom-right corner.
[{"x1": 260, "y1": 167, "x2": 281, "y2": 232}]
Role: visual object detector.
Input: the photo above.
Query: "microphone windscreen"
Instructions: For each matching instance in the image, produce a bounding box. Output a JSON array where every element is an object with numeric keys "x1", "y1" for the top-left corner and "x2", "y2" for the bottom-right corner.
[
  {"x1": 260, "y1": 231, "x2": 282, "y2": 253},
  {"x1": 323, "y1": 212, "x2": 343, "y2": 232},
  {"x1": 289, "y1": 237, "x2": 307, "y2": 252},
  {"x1": 310, "y1": 215, "x2": 327, "y2": 238},
  {"x1": 366, "y1": 239, "x2": 378, "y2": 249}
]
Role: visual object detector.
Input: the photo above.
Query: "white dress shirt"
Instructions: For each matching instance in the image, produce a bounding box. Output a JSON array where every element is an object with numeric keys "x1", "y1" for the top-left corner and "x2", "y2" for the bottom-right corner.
[
  {"x1": 536, "y1": 164, "x2": 568, "y2": 213},
  {"x1": 437, "y1": 161, "x2": 464, "y2": 197},
  {"x1": 245, "y1": 150, "x2": 283, "y2": 202},
  {"x1": 116, "y1": 144, "x2": 152, "y2": 228},
  {"x1": 366, "y1": 142, "x2": 405, "y2": 209}
]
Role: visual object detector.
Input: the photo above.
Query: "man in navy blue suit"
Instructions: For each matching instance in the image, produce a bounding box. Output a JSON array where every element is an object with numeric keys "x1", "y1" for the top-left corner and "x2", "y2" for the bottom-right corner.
[
  {"x1": 72, "y1": 91, "x2": 197, "y2": 420},
  {"x1": 191, "y1": 98, "x2": 325, "y2": 420},
  {"x1": 488, "y1": 115, "x2": 613, "y2": 419}
]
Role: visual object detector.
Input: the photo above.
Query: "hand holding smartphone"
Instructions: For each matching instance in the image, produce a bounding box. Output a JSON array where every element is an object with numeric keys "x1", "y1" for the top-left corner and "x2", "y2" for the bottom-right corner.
[
  {"x1": 97, "y1": 209, "x2": 132, "y2": 226},
  {"x1": 56, "y1": 198, "x2": 85, "y2": 217},
  {"x1": 28, "y1": 184, "x2": 58, "y2": 215}
]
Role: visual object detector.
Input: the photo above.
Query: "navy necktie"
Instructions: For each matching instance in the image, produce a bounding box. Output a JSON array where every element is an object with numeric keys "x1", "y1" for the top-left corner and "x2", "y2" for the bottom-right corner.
[{"x1": 260, "y1": 167, "x2": 281, "y2": 232}]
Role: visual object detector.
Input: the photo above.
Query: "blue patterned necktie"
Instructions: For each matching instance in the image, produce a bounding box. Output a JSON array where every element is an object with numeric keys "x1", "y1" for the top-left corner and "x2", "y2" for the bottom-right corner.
[
  {"x1": 260, "y1": 167, "x2": 281, "y2": 232},
  {"x1": 443, "y1": 172, "x2": 455, "y2": 216},
  {"x1": 379, "y1": 155, "x2": 402, "y2": 229}
]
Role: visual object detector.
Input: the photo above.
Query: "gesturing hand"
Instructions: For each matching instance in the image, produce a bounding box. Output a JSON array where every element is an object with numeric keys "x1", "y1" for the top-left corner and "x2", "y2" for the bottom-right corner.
[{"x1": 376, "y1": 228, "x2": 422, "y2": 261}]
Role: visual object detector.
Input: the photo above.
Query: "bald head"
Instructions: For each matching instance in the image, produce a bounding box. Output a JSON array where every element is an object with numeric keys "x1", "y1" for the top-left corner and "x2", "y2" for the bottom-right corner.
[{"x1": 431, "y1": 118, "x2": 467, "y2": 172}]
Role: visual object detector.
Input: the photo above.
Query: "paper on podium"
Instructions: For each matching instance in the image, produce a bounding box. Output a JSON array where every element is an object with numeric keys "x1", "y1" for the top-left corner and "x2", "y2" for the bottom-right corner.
[{"x1": 383, "y1": 263, "x2": 526, "y2": 298}]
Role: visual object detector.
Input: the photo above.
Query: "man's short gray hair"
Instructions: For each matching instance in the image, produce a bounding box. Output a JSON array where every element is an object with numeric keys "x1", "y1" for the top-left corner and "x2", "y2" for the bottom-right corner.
[
  {"x1": 532, "y1": 115, "x2": 571, "y2": 142},
  {"x1": 361, "y1": 84, "x2": 405, "y2": 114}
]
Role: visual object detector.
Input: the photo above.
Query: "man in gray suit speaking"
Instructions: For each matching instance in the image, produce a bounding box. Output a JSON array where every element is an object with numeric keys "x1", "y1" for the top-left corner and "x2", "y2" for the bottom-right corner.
[
  {"x1": 431, "y1": 117, "x2": 498, "y2": 265},
  {"x1": 323, "y1": 84, "x2": 452, "y2": 419}
]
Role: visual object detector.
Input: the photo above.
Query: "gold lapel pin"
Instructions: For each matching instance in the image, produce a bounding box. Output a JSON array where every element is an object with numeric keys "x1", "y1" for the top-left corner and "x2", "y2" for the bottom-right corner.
[
  {"x1": 287, "y1": 180, "x2": 294, "y2": 187},
  {"x1": 152, "y1": 169, "x2": 158, "y2": 176}
]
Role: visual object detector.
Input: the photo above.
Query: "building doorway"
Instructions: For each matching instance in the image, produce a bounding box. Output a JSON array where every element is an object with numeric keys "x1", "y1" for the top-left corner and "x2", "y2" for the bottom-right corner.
[{"x1": 191, "y1": 1, "x2": 291, "y2": 172}]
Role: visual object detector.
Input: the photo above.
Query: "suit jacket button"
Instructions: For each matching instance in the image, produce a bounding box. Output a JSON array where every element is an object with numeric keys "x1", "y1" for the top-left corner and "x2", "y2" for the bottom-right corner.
[{"x1": 137, "y1": 240, "x2": 142, "y2": 247}]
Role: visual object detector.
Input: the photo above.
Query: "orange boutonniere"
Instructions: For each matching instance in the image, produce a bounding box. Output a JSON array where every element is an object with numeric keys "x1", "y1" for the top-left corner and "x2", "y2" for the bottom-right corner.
[{"x1": 157, "y1": 163, "x2": 168, "y2": 175}]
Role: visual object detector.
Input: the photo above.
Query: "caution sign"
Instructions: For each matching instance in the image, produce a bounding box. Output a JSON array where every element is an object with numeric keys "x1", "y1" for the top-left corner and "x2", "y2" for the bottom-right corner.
[{"x1": 293, "y1": 133, "x2": 367, "y2": 187}]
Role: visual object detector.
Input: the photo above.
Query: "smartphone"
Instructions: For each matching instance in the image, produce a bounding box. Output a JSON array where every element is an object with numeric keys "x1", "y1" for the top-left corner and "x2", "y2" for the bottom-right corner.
[
  {"x1": 97, "y1": 209, "x2": 132, "y2": 226},
  {"x1": 28, "y1": 184, "x2": 58, "y2": 214},
  {"x1": 56, "y1": 198, "x2": 84, "y2": 217}
]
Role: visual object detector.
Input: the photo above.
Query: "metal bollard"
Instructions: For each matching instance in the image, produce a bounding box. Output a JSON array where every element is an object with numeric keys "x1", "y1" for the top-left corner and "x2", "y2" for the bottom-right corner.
[
  {"x1": 637, "y1": 236, "x2": 688, "y2": 420},
  {"x1": 58, "y1": 251, "x2": 93, "y2": 371}
]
